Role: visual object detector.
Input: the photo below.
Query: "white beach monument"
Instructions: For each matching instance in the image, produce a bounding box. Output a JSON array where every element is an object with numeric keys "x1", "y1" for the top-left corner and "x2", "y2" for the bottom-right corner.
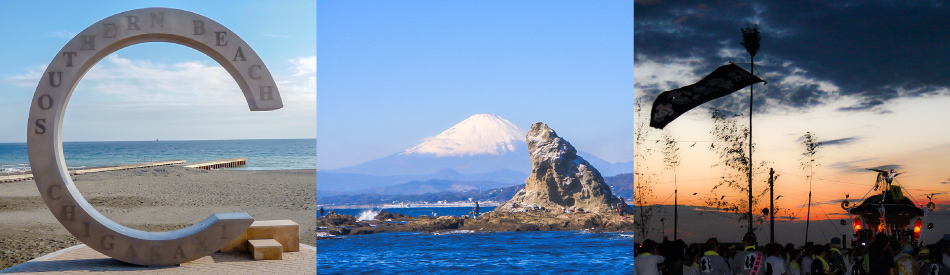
[{"x1": 27, "y1": 8, "x2": 282, "y2": 266}]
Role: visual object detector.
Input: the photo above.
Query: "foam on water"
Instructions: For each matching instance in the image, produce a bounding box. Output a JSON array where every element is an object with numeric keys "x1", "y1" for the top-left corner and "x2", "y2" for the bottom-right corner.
[
  {"x1": 357, "y1": 209, "x2": 380, "y2": 221},
  {"x1": 433, "y1": 230, "x2": 474, "y2": 235}
]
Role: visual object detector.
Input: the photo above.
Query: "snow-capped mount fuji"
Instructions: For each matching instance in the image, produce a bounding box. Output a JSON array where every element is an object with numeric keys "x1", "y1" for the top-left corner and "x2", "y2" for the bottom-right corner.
[
  {"x1": 403, "y1": 114, "x2": 526, "y2": 157},
  {"x1": 326, "y1": 114, "x2": 531, "y2": 177},
  {"x1": 318, "y1": 114, "x2": 632, "y2": 193}
]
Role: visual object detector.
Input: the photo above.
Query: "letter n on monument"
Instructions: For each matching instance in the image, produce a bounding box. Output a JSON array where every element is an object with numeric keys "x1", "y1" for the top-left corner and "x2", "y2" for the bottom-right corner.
[{"x1": 26, "y1": 7, "x2": 283, "y2": 266}]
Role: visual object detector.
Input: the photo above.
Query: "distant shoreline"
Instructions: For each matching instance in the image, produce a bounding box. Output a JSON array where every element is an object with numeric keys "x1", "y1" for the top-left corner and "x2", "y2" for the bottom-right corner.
[
  {"x1": 323, "y1": 202, "x2": 502, "y2": 209},
  {"x1": 0, "y1": 138, "x2": 315, "y2": 145}
]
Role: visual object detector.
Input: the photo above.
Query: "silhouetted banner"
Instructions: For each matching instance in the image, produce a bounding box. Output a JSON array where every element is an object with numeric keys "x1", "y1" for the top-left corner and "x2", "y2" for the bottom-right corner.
[{"x1": 650, "y1": 63, "x2": 764, "y2": 129}]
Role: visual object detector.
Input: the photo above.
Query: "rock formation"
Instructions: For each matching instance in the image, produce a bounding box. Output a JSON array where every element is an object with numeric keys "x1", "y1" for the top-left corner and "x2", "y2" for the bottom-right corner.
[{"x1": 497, "y1": 122, "x2": 628, "y2": 213}]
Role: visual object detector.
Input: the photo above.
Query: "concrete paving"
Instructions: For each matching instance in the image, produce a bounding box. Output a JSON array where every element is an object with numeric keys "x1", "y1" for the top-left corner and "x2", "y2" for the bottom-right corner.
[{"x1": 0, "y1": 244, "x2": 315, "y2": 274}]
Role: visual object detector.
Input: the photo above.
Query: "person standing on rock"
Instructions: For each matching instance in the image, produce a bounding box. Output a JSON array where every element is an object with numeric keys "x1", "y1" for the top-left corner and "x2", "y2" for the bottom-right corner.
[
  {"x1": 474, "y1": 201, "x2": 480, "y2": 218},
  {"x1": 618, "y1": 198, "x2": 628, "y2": 217},
  {"x1": 319, "y1": 206, "x2": 325, "y2": 218}
]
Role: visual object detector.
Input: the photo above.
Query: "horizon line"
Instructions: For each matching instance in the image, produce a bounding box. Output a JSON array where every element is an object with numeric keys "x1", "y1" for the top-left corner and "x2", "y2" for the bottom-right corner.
[{"x1": 0, "y1": 138, "x2": 316, "y2": 145}]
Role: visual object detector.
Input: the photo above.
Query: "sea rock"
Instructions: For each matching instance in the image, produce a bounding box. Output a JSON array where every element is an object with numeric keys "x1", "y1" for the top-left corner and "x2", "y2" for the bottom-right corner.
[
  {"x1": 316, "y1": 212, "x2": 359, "y2": 227},
  {"x1": 496, "y1": 122, "x2": 626, "y2": 213},
  {"x1": 375, "y1": 211, "x2": 394, "y2": 220}
]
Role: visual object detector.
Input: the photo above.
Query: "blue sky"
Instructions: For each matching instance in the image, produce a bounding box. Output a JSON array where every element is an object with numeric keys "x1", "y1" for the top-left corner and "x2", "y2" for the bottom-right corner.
[
  {"x1": 318, "y1": 1, "x2": 634, "y2": 169},
  {"x1": 0, "y1": 1, "x2": 315, "y2": 143}
]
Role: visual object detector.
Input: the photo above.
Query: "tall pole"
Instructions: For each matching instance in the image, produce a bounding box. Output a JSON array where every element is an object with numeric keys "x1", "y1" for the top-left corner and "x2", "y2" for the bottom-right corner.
[
  {"x1": 674, "y1": 188, "x2": 678, "y2": 240},
  {"x1": 769, "y1": 168, "x2": 774, "y2": 243},
  {"x1": 806, "y1": 191, "x2": 812, "y2": 243},
  {"x1": 748, "y1": 55, "x2": 754, "y2": 233},
  {"x1": 741, "y1": 25, "x2": 760, "y2": 234}
]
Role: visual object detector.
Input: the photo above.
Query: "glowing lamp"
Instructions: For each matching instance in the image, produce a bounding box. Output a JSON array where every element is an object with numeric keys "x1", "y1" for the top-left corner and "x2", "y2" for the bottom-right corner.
[
  {"x1": 853, "y1": 218, "x2": 861, "y2": 233},
  {"x1": 914, "y1": 219, "x2": 923, "y2": 239}
]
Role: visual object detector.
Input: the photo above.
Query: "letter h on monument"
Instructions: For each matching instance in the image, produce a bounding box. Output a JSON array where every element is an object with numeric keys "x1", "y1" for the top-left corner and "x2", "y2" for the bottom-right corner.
[{"x1": 27, "y1": 8, "x2": 283, "y2": 266}]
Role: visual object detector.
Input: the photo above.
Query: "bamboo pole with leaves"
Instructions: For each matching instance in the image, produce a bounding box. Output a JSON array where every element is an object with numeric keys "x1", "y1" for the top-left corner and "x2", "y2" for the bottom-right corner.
[
  {"x1": 662, "y1": 132, "x2": 681, "y2": 240},
  {"x1": 740, "y1": 24, "x2": 761, "y2": 233},
  {"x1": 801, "y1": 132, "x2": 822, "y2": 244}
]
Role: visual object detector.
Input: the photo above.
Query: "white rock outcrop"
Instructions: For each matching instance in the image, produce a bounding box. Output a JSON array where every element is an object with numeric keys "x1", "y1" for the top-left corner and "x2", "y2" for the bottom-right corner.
[{"x1": 497, "y1": 122, "x2": 623, "y2": 213}]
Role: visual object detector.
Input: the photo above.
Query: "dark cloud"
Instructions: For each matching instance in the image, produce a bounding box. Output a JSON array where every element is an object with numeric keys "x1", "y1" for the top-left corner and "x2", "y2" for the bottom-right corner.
[
  {"x1": 792, "y1": 135, "x2": 860, "y2": 147},
  {"x1": 636, "y1": 1, "x2": 950, "y2": 114},
  {"x1": 867, "y1": 164, "x2": 904, "y2": 171},
  {"x1": 827, "y1": 158, "x2": 903, "y2": 173},
  {"x1": 820, "y1": 136, "x2": 860, "y2": 146}
]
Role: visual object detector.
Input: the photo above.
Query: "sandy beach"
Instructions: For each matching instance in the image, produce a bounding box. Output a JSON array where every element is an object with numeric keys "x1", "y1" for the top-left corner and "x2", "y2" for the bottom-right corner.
[{"x1": 0, "y1": 166, "x2": 316, "y2": 270}]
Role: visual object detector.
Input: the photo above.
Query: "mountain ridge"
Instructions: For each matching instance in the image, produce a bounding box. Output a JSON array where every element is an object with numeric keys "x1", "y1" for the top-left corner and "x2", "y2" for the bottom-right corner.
[{"x1": 318, "y1": 114, "x2": 632, "y2": 195}]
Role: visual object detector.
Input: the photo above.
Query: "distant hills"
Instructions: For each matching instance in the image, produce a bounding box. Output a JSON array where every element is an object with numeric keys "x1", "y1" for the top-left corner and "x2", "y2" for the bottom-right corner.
[
  {"x1": 317, "y1": 114, "x2": 631, "y2": 196},
  {"x1": 605, "y1": 173, "x2": 633, "y2": 200},
  {"x1": 317, "y1": 184, "x2": 525, "y2": 206},
  {"x1": 317, "y1": 173, "x2": 633, "y2": 206}
]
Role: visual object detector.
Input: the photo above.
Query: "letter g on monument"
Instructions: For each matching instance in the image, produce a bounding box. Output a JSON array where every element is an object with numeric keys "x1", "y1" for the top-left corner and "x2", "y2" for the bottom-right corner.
[{"x1": 26, "y1": 8, "x2": 282, "y2": 266}]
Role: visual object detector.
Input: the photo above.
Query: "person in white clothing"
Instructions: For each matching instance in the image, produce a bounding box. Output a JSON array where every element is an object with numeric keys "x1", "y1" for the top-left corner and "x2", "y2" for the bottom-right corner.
[
  {"x1": 803, "y1": 243, "x2": 815, "y2": 275},
  {"x1": 637, "y1": 239, "x2": 666, "y2": 275},
  {"x1": 766, "y1": 243, "x2": 789, "y2": 275}
]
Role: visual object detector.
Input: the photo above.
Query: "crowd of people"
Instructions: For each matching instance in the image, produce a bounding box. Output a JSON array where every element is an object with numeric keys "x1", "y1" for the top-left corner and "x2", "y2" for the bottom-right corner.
[{"x1": 635, "y1": 232, "x2": 950, "y2": 275}]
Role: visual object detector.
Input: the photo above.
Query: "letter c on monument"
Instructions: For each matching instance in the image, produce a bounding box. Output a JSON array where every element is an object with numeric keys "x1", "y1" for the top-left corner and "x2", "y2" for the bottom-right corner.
[{"x1": 26, "y1": 8, "x2": 282, "y2": 266}]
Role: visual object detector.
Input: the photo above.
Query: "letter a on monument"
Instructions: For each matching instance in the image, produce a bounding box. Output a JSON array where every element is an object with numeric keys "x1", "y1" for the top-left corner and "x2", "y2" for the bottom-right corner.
[{"x1": 27, "y1": 8, "x2": 282, "y2": 266}]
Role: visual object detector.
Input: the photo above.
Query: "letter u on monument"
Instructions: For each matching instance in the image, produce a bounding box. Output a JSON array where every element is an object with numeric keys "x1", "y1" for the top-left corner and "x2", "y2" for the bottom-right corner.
[{"x1": 26, "y1": 8, "x2": 283, "y2": 266}]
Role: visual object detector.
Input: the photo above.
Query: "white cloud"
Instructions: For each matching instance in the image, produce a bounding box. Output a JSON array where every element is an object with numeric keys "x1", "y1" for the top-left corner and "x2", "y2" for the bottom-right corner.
[
  {"x1": 271, "y1": 56, "x2": 316, "y2": 119},
  {"x1": 72, "y1": 54, "x2": 244, "y2": 108},
  {"x1": 1, "y1": 54, "x2": 317, "y2": 141},
  {"x1": 3, "y1": 54, "x2": 317, "y2": 111},
  {"x1": 634, "y1": 54, "x2": 703, "y2": 98},
  {"x1": 290, "y1": 56, "x2": 316, "y2": 77},
  {"x1": 1, "y1": 64, "x2": 47, "y2": 88},
  {"x1": 778, "y1": 73, "x2": 840, "y2": 94}
]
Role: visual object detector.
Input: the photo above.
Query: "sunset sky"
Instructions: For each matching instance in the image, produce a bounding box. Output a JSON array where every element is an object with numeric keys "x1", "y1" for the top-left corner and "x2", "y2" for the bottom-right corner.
[{"x1": 636, "y1": 1, "x2": 950, "y2": 243}]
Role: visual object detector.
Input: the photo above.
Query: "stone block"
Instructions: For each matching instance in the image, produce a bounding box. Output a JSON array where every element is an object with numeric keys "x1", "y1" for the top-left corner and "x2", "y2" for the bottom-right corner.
[
  {"x1": 249, "y1": 239, "x2": 282, "y2": 260},
  {"x1": 221, "y1": 230, "x2": 249, "y2": 253},
  {"x1": 247, "y1": 220, "x2": 299, "y2": 252}
]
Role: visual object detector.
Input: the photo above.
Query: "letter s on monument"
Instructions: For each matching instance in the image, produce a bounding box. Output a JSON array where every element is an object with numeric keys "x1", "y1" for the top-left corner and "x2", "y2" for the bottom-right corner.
[{"x1": 26, "y1": 8, "x2": 283, "y2": 266}]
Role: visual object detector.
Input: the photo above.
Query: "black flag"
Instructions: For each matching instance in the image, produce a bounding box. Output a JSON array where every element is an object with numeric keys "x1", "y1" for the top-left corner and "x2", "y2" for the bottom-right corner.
[{"x1": 649, "y1": 63, "x2": 764, "y2": 129}]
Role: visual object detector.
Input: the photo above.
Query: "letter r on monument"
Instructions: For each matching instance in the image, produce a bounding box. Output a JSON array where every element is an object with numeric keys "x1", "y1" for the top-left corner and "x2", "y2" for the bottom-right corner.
[{"x1": 27, "y1": 7, "x2": 281, "y2": 266}]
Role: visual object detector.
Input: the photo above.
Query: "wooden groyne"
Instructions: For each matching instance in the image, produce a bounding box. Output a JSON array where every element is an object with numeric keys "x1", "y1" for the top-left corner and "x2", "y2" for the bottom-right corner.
[
  {"x1": 73, "y1": 160, "x2": 186, "y2": 175},
  {"x1": 0, "y1": 172, "x2": 33, "y2": 183},
  {"x1": 1, "y1": 160, "x2": 186, "y2": 183},
  {"x1": 182, "y1": 158, "x2": 247, "y2": 170}
]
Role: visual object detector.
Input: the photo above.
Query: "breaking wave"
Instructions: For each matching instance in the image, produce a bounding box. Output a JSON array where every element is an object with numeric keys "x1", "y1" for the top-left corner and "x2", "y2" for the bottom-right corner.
[{"x1": 357, "y1": 209, "x2": 380, "y2": 221}]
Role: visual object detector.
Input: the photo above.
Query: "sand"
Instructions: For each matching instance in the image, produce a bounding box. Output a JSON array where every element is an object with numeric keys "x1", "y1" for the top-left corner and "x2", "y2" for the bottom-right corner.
[{"x1": 0, "y1": 166, "x2": 315, "y2": 270}]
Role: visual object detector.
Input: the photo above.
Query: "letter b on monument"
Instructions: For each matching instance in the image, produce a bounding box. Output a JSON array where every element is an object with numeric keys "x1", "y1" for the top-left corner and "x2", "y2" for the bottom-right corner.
[{"x1": 26, "y1": 8, "x2": 283, "y2": 266}]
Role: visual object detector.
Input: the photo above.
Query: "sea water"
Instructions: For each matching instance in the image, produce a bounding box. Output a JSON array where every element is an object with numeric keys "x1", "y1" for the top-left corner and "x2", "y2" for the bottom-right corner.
[
  {"x1": 328, "y1": 206, "x2": 497, "y2": 219},
  {"x1": 0, "y1": 139, "x2": 315, "y2": 170},
  {"x1": 317, "y1": 230, "x2": 634, "y2": 274}
]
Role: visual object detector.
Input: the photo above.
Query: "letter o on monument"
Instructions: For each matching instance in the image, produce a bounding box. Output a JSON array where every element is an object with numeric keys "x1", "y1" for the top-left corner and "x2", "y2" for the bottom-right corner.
[{"x1": 26, "y1": 8, "x2": 283, "y2": 266}]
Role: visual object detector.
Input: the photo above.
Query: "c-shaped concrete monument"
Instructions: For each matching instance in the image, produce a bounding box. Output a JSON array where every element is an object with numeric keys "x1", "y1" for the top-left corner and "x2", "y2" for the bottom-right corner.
[{"x1": 27, "y1": 8, "x2": 282, "y2": 266}]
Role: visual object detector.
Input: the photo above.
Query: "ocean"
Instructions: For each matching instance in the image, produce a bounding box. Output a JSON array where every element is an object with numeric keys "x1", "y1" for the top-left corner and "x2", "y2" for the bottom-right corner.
[
  {"x1": 328, "y1": 206, "x2": 496, "y2": 220},
  {"x1": 319, "y1": 207, "x2": 634, "y2": 274},
  {"x1": 0, "y1": 139, "x2": 315, "y2": 170},
  {"x1": 317, "y1": 230, "x2": 634, "y2": 274}
]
